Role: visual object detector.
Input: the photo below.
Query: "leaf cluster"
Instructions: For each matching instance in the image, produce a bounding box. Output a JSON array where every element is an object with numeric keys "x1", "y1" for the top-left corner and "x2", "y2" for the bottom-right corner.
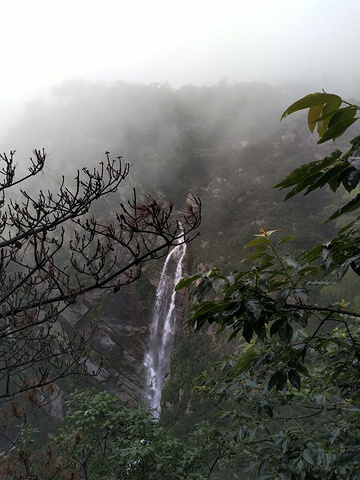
[
  {"x1": 178, "y1": 229, "x2": 358, "y2": 392},
  {"x1": 281, "y1": 92, "x2": 359, "y2": 144},
  {"x1": 276, "y1": 136, "x2": 360, "y2": 221}
]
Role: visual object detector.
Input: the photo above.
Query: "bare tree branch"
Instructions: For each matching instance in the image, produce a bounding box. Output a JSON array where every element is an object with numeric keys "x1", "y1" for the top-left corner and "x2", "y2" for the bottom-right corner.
[{"x1": 0, "y1": 149, "x2": 201, "y2": 431}]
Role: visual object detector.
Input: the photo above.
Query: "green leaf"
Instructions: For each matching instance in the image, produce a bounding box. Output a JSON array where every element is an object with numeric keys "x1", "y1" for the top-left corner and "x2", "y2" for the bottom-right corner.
[
  {"x1": 228, "y1": 328, "x2": 241, "y2": 340},
  {"x1": 175, "y1": 273, "x2": 202, "y2": 291},
  {"x1": 340, "y1": 167, "x2": 360, "y2": 193},
  {"x1": 318, "y1": 108, "x2": 358, "y2": 143},
  {"x1": 327, "y1": 192, "x2": 360, "y2": 221},
  {"x1": 268, "y1": 371, "x2": 286, "y2": 391},
  {"x1": 246, "y1": 236, "x2": 270, "y2": 248},
  {"x1": 189, "y1": 301, "x2": 223, "y2": 326},
  {"x1": 253, "y1": 320, "x2": 266, "y2": 340},
  {"x1": 283, "y1": 176, "x2": 320, "y2": 200},
  {"x1": 296, "y1": 364, "x2": 310, "y2": 377},
  {"x1": 270, "y1": 318, "x2": 285, "y2": 335},
  {"x1": 279, "y1": 322, "x2": 293, "y2": 343},
  {"x1": 224, "y1": 301, "x2": 245, "y2": 319},
  {"x1": 308, "y1": 104, "x2": 323, "y2": 133},
  {"x1": 316, "y1": 97, "x2": 342, "y2": 136},
  {"x1": 276, "y1": 287, "x2": 290, "y2": 308},
  {"x1": 288, "y1": 369, "x2": 301, "y2": 390},
  {"x1": 276, "y1": 236, "x2": 295, "y2": 247},
  {"x1": 281, "y1": 92, "x2": 341, "y2": 119},
  {"x1": 329, "y1": 106, "x2": 357, "y2": 127},
  {"x1": 275, "y1": 167, "x2": 320, "y2": 190},
  {"x1": 266, "y1": 229, "x2": 282, "y2": 236},
  {"x1": 194, "y1": 278, "x2": 213, "y2": 302},
  {"x1": 304, "y1": 162, "x2": 351, "y2": 194},
  {"x1": 276, "y1": 372, "x2": 288, "y2": 390},
  {"x1": 301, "y1": 244, "x2": 323, "y2": 263},
  {"x1": 243, "y1": 322, "x2": 253, "y2": 343},
  {"x1": 275, "y1": 150, "x2": 341, "y2": 189}
]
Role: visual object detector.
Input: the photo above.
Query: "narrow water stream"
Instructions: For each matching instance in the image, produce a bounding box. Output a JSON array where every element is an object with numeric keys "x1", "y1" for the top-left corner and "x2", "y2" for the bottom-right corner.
[{"x1": 144, "y1": 238, "x2": 187, "y2": 417}]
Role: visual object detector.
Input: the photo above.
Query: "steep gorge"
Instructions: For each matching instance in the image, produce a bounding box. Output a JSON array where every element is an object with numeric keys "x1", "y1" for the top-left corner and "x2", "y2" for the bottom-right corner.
[
  {"x1": 2, "y1": 80, "x2": 349, "y2": 422},
  {"x1": 60, "y1": 245, "x2": 190, "y2": 407}
]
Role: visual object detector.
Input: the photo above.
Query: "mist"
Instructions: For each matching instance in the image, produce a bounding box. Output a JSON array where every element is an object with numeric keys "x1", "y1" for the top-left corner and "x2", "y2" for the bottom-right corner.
[
  {"x1": 1, "y1": 0, "x2": 359, "y2": 238},
  {"x1": 1, "y1": 0, "x2": 359, "y2": 135}
]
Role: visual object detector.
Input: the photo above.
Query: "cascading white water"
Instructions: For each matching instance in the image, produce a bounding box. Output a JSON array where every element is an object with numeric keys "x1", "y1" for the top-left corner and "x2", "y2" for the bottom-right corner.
[{"x1": 144, "y1": 236, "x2": 187, "y2": 417}]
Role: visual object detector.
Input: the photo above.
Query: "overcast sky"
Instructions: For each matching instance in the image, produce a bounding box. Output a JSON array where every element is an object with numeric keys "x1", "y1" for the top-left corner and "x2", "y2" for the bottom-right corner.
[{"x1": 1, "y1": 0, "x2": 359, "y2": 129}]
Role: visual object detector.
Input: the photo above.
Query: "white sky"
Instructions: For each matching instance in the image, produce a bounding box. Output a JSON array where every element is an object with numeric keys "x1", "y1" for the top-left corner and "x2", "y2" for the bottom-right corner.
[{"x1": 0, "y1": 0, "x2": 359, "y2": 127}]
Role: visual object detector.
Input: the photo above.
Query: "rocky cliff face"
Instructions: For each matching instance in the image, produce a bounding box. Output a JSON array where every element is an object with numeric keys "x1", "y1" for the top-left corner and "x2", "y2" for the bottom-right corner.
[{"x1": 61, "y1": 259, "x2": 189, "y2": 407}]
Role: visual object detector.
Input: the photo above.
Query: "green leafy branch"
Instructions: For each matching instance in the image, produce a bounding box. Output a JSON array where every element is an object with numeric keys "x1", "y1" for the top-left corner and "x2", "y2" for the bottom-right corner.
[
  {"x1": 275, "y1": 136, "x2": 360, "y2": 221},
  {"x1": 281, "y1": 92, "x2": 359, "y2": 144},
  {"x1": 278, "y1": 93, "x2": 360, "y2": 224},
  {"x1": 174, "y1": 91, "x2": 360, "y2": 479}
]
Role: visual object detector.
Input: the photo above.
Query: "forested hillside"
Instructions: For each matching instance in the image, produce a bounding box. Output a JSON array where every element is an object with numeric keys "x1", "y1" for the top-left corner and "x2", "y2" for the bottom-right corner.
[
  {"x1": 1, "y1": 81, "x2": 359, "y2": 479},
  {"x1": 2, "y1": 80, "x2": 342, "y2": 265}
]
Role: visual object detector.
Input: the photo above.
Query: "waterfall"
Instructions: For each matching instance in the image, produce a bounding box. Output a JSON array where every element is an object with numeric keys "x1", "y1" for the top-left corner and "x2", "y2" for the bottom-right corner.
[{"x1": 144, "y1": 236, "x2": 187, "y2": 417}]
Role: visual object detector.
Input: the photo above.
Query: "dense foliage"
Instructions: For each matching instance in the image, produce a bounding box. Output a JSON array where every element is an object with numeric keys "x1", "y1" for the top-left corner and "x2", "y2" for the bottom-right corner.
[
  {"x1": 176, "y1": 92, "x2": 360, "y2": 479},
  {"x1": 2, "y1": 390, "x2": 236, "y2": 479}
]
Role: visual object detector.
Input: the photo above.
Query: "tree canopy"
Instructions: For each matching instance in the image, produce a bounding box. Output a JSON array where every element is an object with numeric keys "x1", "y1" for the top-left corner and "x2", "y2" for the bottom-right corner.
[{"x1": 2, "y1": 389, "x2": 235, "y2": 479}]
